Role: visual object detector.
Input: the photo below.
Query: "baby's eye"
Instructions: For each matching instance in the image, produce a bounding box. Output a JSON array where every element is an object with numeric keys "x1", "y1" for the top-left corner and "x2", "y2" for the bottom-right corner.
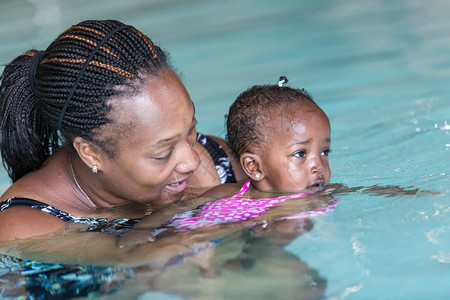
[
  {"x1": 293, "y1": 151, "x2": 306, "y2": 158},
  {"x1": 321, "y1": 149, "x2": 332, "y2": 156}
]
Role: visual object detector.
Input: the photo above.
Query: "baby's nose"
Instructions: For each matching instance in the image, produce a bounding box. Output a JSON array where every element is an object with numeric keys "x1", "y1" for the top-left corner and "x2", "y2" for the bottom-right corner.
[{"x1": 310, "y1": 157, "x2": 325, "y2": 174}]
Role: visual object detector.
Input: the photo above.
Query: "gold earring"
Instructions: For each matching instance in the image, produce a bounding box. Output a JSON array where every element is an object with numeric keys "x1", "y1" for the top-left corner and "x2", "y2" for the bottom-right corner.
[{"x1": 92, "y1": 165, "x2": 98, "y2": 174}]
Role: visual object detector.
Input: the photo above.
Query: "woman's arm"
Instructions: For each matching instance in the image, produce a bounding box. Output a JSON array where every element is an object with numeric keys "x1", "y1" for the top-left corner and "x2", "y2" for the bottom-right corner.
[
  {"x1": 0, "y1": 205, "x2": 215, "y2": 268},
  {"x1": 118, "y1": 182, "x2": 243, "y2": 248},
  {"x1": 117, "y1": 197, "x2": 215, "y2": 247},
  {"x1": 0, "y1": 221, "x2": 214, "y2": 269}
]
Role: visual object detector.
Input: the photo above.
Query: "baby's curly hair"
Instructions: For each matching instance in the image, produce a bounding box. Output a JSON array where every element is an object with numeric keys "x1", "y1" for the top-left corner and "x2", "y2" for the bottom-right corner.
[{"x1": 226, "y1": 84, "x2": 314, "y2": 158}]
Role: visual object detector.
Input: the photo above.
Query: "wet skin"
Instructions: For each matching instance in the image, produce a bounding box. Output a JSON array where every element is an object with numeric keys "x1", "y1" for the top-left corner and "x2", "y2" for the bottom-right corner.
[
  {"x1": 95, "y1": 69, "x2": 201, "y2": 205},
  {"x1": 253, "y1": 100, "x2": 331, "y2": 193},
  {"x1": 0, "y1": 69, "x2": 201, "y2": 240}
]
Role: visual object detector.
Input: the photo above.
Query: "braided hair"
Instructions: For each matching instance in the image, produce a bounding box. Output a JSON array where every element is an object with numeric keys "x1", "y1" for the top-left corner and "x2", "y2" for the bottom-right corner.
[
  {"x1": 0, "y1": 20, "x2": 169, "y2": 182},
  {"x1": 226, "y1": 84, "x2": 314, "y2": 158}
]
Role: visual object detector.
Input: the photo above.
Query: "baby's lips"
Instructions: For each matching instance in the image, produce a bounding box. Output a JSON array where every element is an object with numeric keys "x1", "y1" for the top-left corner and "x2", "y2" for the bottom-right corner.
[{"x1": 308, "y1": 179, "x2": 325, "y2": 191}]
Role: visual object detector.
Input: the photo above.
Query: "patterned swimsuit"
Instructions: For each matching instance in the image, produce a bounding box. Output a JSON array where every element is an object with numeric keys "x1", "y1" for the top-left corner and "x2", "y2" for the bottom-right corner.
[
  {"x1": 0, "y1": 197, "x2": 139, "y2": 234},
  {"x1": 196, "y1": 133, "x2": 237, "y2": 184},
  {"x1": 168, "y1": 180, "x2": 339, "y2": 230}
]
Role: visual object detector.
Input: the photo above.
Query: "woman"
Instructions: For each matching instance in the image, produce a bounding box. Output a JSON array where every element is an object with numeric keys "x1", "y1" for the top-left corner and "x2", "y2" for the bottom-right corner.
[{"x1": 0, "y1": 19, "x2": 242, "y2": 242}]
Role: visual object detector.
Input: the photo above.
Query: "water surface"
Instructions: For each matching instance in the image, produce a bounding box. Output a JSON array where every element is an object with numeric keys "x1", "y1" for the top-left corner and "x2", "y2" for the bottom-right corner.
[{"x1": 0, "y1": 0, "x2": 449, "y2": 299}]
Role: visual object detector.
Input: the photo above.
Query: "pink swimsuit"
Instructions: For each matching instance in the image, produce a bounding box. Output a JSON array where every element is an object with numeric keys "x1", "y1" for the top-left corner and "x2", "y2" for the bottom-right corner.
[{"x1": 169, "y1": 180, "x2": 339, "y2": 230}]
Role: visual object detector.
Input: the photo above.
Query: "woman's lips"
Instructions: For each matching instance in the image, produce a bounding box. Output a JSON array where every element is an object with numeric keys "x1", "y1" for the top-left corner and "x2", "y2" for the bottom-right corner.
[{"x1": 164, "y1": 178, "x2": 189, "y2": 193}]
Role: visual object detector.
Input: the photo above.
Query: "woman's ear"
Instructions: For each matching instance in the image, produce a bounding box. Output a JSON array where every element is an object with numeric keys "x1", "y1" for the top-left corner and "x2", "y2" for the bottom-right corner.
[
  {"x1": 240, "y1": 152, "x2": 264, "y2": 181},
  {"x1": 73, "y1": 137, "x2": 103, "y2": 172}
]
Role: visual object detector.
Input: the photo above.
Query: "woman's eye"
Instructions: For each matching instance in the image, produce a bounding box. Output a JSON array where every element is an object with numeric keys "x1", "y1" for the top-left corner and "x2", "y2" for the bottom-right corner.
[
  {"x1": 293, "y1": 151, "x2": 306, "y2": 158},
  {"x1": 187, "y1": 120, "x2": 198, "y2": 147},
  {"x1": 321, "y1": 149, "x2": 332, "y2": 156},
  {"x1": 153, "y1": 150, "x2": 173, "y2": 161},
  {"x1": 188, "y1": 130, "x2": 197, "y2": 147}
]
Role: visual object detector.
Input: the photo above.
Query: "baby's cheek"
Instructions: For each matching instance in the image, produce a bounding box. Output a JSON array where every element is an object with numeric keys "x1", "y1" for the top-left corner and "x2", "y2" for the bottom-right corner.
[{"x1": 326, "y1": 169, "x2": 331, "y2": 184}]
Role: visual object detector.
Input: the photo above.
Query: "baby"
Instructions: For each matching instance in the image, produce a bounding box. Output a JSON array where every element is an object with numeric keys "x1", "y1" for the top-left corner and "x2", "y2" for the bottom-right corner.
[
  {"x1": 118, "y1": 77, "x2": 337, "y2": 247},
  {"x1": 205, "y1": 76, "x2": 332, "y2": 195}
]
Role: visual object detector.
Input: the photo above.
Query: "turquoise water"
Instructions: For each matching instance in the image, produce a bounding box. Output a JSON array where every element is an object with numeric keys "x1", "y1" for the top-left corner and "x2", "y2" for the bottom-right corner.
[{"x1": 0, "y1": 0, "x2": 449, "y2": 299}]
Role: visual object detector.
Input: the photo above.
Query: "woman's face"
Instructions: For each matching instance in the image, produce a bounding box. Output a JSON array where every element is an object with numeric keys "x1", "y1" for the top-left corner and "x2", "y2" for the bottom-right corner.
[{"x1": 98, "y1": 69, "x2": 200, "y2": 205}]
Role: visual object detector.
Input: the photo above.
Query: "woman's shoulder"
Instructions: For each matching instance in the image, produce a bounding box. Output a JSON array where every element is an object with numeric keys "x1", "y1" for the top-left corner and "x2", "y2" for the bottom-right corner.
[
  {"x1": 1, "y1": 151, "x2": 70, "y2": 204},
  {"x1": 0, "y1": 173, "x2": 57, "y2": 204},
  {"x1": 0, "y1": 202, "x2": 67, "y2": 241},
  {"x1": 0, "y1": 154, "x2": 73, "y2": 240}
]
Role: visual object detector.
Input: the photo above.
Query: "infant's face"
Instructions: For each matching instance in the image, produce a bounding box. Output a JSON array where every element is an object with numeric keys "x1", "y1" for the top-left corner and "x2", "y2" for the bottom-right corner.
[{"x1": 258, "y1": 101, "x2": 331, "y2": 192}]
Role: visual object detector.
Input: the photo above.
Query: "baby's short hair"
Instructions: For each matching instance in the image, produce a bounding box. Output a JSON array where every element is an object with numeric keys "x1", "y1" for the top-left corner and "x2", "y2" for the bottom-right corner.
[{"x1": 226, "y1": 84, "x2": 314, "y2": 158}]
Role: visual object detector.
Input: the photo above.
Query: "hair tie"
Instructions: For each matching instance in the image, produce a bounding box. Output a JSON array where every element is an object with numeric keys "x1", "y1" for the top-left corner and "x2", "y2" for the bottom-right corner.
[
  {"x1": 29, "y1": 50, "x2": 45, "y2": 98},
  {"x1": 57, "y1": 24, "x2": 131, "y2": 132},
  {"x1": 277, "y1": 76, "x2": 288, "y2": 87}
]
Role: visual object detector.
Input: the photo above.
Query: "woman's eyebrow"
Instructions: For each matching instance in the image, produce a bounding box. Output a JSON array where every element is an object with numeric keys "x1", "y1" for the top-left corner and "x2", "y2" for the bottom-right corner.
[{"x1": 152, "y1": 116, "x2": 196, "y2": 147}]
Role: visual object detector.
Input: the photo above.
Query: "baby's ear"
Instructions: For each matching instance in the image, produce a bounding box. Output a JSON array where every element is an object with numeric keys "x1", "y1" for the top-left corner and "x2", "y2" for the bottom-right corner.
[{"x1": 240, "y1": 152, "x2": 264, "y2": 181}]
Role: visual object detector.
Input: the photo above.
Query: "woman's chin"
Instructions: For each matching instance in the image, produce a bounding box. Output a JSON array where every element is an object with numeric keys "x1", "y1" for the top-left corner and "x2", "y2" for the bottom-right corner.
[{"x1": 156, "y1": 189, "x2": 185, "y2": 204}]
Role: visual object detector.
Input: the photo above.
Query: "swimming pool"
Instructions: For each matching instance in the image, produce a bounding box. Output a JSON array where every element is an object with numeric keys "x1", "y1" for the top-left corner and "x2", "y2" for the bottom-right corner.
[{"x1": 0, "y1": 0, "x2": 449, "y2": 299}]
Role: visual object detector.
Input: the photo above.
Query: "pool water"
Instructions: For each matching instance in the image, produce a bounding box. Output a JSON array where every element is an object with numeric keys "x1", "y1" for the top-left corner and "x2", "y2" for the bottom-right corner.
[{"x1": 0, "y1": 0, "x2": 449, "y2": 299}]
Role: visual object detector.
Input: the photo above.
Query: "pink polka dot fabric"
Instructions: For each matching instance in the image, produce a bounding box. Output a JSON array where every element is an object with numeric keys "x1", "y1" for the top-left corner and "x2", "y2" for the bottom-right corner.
[{"x1": 170, "y1": 180, "x2": 339, "y2": 230}]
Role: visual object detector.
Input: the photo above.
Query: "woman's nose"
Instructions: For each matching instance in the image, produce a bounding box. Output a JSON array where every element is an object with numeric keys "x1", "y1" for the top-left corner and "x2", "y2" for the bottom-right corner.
[{"x1": 176, "y1": 143, "x2": 200, "y2": 174}]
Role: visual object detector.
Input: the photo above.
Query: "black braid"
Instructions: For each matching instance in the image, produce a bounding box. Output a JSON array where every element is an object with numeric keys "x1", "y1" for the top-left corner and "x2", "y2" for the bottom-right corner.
[
  {"x1": 0, "y1": 20, "x2": 169, "y2": 182},
  {"x1": 226, "y1": 85, "x2": 314, "y2": 158}
]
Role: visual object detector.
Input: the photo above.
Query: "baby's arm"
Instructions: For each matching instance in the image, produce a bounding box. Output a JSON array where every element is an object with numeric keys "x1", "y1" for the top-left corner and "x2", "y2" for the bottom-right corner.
[{"x1": 328, "y1": 183, "x2": 440, "y2": 197}]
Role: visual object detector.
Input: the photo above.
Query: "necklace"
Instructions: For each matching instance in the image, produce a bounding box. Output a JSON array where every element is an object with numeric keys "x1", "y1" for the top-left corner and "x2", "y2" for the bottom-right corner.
[{"x1": 69, "y1": 156, "x2": 96, "y2": 208}]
